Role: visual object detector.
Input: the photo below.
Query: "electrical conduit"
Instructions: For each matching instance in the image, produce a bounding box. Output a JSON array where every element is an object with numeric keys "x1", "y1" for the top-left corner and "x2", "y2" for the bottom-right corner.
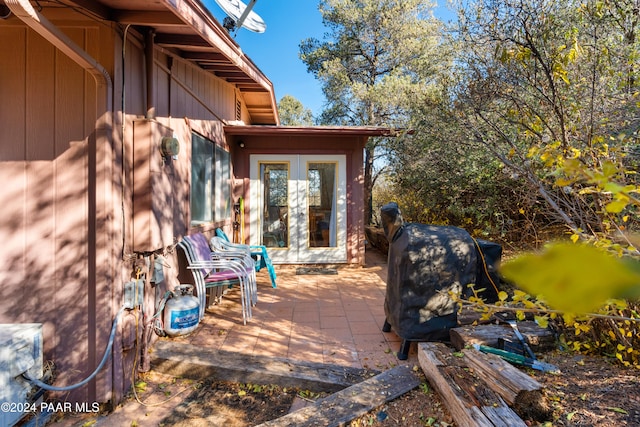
[{"x1": 23, "y1": 307, "x2": 125, "y2": 391}]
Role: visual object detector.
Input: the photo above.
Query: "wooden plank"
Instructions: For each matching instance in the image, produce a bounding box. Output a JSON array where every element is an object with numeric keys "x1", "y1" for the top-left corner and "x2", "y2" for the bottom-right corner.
[
  {"x1": 462, "y1": 348, "x2": 551, "y2": 420},
  {"x1": 418, "y1": 342, "x2": 527, "y2": 427},
  {"x1": 450, "y1": 323, "x2": 556, "y2": 353},
  {"x1": 256, "y1": 365, "x2": 420, "y2": 427},
  {"x1": 152, "y1": 340, "x2": 378, "y2": 393}
]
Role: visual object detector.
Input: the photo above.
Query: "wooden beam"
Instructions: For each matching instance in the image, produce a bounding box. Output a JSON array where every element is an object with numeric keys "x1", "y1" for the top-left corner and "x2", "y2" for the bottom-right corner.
[
  {"x1": 462, "y1": 348, "x2": 552, "y2": 421},
  {"x1": 115, "y1": 10, "x2": 185, "y2": 26},
  {"x1": 256, "y1": 365, "x2": 421, "y2": 427},
  {"x1": 152, "y1": 340, "x2": 378, "y2": 393},
  {"x1": 450, "y1": 323, "x2": 556, "y2": 353},
  {"x1": 215, "y1": 70, "x2": 251, "y2": 78},
  {"x1": 235, "y1": 85, "x2": 268, "y2": 92},
  {"x1": 418, "y1": 342, "x2": 527, "y2": 427},
  {"x1": 154, "y1": 33, "x2": 210, "y2": 47},
  {"x1": 183, "y1": 51, "x2": 228, "y2": 62},
  {"x1": 200, "y1": 65, "x2": 239, "y2": 72},
  {"x1": 225, "y1": 77, "x2": 255, "y2": 83}
]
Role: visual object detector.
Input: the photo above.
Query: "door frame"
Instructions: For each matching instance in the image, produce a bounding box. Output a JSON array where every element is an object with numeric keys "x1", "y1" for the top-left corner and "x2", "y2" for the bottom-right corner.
[{"x1": 249, "y1": 154, "x2": 347, "y2": 264}]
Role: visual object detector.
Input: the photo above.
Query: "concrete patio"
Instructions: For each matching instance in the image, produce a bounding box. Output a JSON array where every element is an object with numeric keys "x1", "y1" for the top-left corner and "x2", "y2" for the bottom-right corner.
[{"x1": 167, "y1": 247, "x2": 417, "y2": 370}]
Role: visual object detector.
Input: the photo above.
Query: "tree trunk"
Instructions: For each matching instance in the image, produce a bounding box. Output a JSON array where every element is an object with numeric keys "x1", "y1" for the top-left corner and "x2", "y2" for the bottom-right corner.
[{"x1": 363, "y1": 143, "x2": 375, "y2": 226}]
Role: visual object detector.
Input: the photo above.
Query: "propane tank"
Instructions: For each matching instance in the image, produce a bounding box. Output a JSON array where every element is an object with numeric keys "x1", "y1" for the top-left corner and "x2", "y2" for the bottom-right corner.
[{"x1": 164, "y1": 285, "x2": 200, "y2": 337}]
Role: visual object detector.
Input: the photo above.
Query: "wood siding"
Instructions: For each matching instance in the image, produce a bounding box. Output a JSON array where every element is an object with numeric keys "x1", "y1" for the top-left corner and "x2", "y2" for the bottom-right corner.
[
  {"x1": 0, "y1": 12, "x2": 242, "y2": 405},
  {"x1": 0, "y1": 22, "x2": 105, "y2": 404}
]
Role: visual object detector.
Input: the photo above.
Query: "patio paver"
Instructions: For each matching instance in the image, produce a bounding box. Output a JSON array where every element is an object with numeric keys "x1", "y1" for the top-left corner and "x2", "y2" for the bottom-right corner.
[{"x1": 170, "y1": 248, "x2": 417, "y2": 370}]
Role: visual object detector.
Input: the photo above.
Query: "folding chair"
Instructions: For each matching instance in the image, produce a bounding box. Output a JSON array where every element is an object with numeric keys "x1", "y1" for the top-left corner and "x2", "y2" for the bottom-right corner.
[
  {"x1": 209, "y1": 236, "x2": 258, "y2": 305},
  {"x1": 215, "y1": 228, "x2": 277, "y2": 288},
  {"x1": 178, "y1": 234, "x2": 254, "y2": 324}
]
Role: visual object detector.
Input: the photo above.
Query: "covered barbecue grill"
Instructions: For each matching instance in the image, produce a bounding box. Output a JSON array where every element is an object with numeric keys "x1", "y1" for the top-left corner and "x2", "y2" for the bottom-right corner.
[{"x1": 380, "y1": 202, "x2": 495, "y2": 360}]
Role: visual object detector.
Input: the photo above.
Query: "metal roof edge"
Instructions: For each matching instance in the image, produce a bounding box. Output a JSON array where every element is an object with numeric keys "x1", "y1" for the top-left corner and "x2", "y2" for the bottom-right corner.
[{"x1": 223, "y1": 125, "x2": 399, "y2": 137}]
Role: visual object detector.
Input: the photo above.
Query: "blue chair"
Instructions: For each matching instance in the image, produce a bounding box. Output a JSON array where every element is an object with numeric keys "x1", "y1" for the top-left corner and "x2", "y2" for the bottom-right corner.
[{"x1": 215, "y1": 228, "x2": 277, "y2": 288}]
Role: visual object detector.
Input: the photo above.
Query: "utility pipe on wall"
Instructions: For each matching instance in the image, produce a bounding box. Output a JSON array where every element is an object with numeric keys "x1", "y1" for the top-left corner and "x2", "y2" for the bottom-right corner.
[
  {"x1": 145, "y1": 29, "x2": 156, "y2": 120},
  {"x1": 5, "y1": 0, "x2": 113, "y2": 116}
]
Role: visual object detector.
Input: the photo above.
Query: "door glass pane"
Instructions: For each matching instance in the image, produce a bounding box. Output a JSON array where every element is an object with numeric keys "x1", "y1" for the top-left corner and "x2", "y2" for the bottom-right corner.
[
  {"x1": 260, "y1": 163, "x2": 289, "y2": 248},
  {"x1": 308, "y1": 162, "x2": 336, "y2": 248}
]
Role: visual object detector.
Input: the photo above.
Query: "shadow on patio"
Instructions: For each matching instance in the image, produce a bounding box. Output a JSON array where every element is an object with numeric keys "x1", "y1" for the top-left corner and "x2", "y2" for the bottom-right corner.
[{"x1": 164, "y1": 246, "x2": 417, "y2": 370}]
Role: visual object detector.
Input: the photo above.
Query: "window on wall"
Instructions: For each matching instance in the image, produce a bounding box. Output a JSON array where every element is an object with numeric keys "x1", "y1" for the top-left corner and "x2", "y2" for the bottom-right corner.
[{"x1": 191, "y1": 133, "x2": 231, "y2": 225}]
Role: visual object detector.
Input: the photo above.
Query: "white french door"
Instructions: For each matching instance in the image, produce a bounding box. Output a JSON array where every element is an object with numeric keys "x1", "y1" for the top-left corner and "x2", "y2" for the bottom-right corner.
[{"x1": 249, "y1": 155, "x2": 347, "y2": 263}]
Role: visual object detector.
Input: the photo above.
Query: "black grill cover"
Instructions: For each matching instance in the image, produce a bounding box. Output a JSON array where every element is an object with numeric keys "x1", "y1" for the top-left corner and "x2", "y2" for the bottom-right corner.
[{"x1": 381, "y1": 203, "x2": 477, "y2": 341}]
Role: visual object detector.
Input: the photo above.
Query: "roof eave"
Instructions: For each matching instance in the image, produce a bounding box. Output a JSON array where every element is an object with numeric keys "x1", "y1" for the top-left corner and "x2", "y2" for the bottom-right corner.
[
  {"x1": 162, "y1": 0, "x2": 279, "y2": 124},
  {"x1": 223, "y1": 125, "x2": 396, "y2": 137}
]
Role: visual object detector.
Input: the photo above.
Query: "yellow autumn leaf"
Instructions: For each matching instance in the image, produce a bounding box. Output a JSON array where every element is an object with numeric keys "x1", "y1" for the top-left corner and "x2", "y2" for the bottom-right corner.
[
  {"x1": 563, "y1": 312, "x2": 576, "y2": 325},
  {"x1": 606, "y1": 198, "x2": 628, "y2": 213},
  {"x1": 535, "y1": 315, "x2": 549, "y2": 328},
  {"x1": 570, "y1": 234, "x2": 580, "y2": 243},
  {"x1": 498, "y1": 291, "x2": 508, "y2": 301},
  {"x1": 500, "y1": 243, "x2": 640, "y2": 313}
]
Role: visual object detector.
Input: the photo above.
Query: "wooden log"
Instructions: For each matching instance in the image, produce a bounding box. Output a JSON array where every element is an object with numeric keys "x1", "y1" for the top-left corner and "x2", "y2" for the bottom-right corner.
[
  {"x1": 462, "y1": 348, "x2": 552, "y2": 421},
  {"x1": 152, "y1": 340, "x2": 378, "y2": 393},
  {"x1": 418, "y1": 342, "x2": 527, "y2": 427},
  {"x1": 256, "y1": 365, "x2": 420, "y2": 427},
  {"x1": 365, "y1": 226, "x2": 389, "y2": 255},
  {"x1": 450, "y1": 322, "x2": 556, "y2": 353}
]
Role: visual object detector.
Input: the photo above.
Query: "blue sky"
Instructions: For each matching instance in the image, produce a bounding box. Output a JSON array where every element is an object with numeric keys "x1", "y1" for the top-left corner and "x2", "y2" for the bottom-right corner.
[{"x1": 202, "y1": 1, "x2": 456, "y2": 118}]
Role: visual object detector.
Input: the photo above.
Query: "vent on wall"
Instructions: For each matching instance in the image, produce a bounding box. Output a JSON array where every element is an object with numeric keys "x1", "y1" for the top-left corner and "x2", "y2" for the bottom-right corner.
[{"x1": 236, "y1": 99, "x2": 242, "y2": 121}]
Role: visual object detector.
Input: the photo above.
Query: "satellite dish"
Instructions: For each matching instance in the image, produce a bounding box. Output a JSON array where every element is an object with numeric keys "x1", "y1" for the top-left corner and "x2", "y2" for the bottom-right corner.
[{"x1": 214, "y1": 0, "x2": 266, "y2": 33}]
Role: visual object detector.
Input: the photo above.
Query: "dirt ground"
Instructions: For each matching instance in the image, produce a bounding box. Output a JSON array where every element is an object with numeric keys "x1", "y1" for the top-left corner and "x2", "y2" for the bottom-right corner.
[{"x1": 49, "y1": 347, "x2": 636, "y2": 427}]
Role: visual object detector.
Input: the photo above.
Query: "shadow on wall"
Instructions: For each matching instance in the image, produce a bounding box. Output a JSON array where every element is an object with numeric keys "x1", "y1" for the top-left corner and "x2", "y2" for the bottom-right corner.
[{"x1": 0, "y1": 136, "x2": 107, "y2": 402}]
